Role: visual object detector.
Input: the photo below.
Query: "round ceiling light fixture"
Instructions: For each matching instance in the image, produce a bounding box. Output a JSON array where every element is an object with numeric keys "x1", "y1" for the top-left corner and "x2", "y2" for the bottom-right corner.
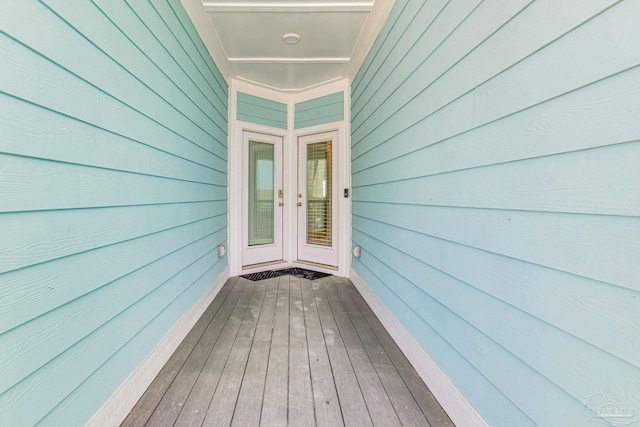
[{"x1": 282, "y1": 33, "x2": 301, "y2": 44}]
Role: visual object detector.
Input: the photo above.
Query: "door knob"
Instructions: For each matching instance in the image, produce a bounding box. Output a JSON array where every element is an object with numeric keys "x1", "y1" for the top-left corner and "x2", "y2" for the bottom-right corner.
[
  {"x1": 297, "y1": 202, "x2": 302, "y2": 207},
  {"x1": 279, "y1": 202, "x2": 284, "y2": 206}
]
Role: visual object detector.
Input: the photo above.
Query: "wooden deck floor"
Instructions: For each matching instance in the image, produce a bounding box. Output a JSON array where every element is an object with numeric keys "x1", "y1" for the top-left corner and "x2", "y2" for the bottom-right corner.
[{"x1": 122, "y1": 275, "x2": 453, "y2": 427}]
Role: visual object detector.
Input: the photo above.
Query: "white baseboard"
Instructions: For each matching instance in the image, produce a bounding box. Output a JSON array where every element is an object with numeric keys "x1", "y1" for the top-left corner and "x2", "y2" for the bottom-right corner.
[
  {"x1": 350, "y1": 267, "x2": 487, "y2": 427},
  {"x1": 86, "y1": 266, "x2": 230, "y2": 427}
]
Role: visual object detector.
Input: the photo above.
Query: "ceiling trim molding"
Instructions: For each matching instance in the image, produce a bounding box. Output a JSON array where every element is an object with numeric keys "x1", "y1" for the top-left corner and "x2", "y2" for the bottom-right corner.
[
  {"x1": 235, "y1": 75, "x2": 346, "y2": 93},
  {"x1": 228, "y1": 57, "x2": 350, "y2": 64},
  {"x1": 180, "y1": 0, "x2": 233, "y2": 83},
  {"x1": 202, "y1": 2, "x2": 373, "y2": 13},
  {"x1": 345, "y1": 0, "x2": 397, "y2": 82}
]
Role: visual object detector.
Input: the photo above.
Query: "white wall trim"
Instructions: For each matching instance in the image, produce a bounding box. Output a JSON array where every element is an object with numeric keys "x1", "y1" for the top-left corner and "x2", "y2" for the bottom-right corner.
[
  {"x1": 228, "y1": 78, "x2": 351, "y2": 277},
  {"x1": 179, "y1": 0, "x2": 232, "y2": 83},
  {"x1": 203, "y1": 2, "x2": 373, "y2": 13},
  {"x1": 349, "y1": 267, "x2": 488, "y2": 427},
  {"x1": 345, "y1": 0, "x2": 396, "y2": 81},
  {"x1": 86, "y1": 266, "x2": 230, "y2": 427}
]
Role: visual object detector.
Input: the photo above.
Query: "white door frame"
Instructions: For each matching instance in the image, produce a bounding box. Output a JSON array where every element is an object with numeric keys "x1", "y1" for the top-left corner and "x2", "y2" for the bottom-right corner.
[
  {"x1": 241, "y1": 130, "x2": 284, "y2": 266},
  {"x1": 228, "y1": 78, "x2": 351, "y2": 277}
]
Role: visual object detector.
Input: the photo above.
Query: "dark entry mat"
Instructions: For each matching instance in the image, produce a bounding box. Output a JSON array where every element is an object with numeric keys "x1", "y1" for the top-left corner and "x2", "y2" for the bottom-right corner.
[{"x1": 241, "y1": 267, "x2": 331, "y2": 282}]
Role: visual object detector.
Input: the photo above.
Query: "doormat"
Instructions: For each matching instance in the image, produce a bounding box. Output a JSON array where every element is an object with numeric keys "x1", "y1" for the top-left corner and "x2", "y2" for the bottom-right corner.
[{"x1": 241, "y1": 267, "x2": 331, "y2": 282}]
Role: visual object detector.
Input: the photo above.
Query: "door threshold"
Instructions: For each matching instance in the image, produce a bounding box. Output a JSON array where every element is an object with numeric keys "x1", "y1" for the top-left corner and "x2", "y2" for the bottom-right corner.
[
  {"x1": 242, "y1": 260, "x2": 287, "y2": 273},
  {"x1": 293, "y1": 260, "x2": 339, "y2": 273}
]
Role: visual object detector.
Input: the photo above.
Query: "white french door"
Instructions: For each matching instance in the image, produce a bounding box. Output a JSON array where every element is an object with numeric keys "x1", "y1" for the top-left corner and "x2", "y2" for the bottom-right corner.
[
  {"x1": 297, "y1": 131, "x2": 339, "y2": 267},
  {"x1": 242, "y1": 131, "x2": 284, "y2": 266}
]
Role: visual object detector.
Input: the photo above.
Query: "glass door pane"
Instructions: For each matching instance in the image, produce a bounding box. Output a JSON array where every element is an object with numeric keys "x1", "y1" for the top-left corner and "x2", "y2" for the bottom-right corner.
[
  {"x1": 248, "y1": 140, "x2": 274, "y2": 246},
  {"x1": 306, "y1": 140, "x2": 332, "y2": 246}
]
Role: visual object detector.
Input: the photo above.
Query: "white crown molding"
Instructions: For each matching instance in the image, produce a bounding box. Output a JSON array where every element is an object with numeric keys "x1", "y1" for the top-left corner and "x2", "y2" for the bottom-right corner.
[
  {"x1": 228, "y1": 57, "x2": 351, "y2": 64},
  {"x1": 235, "y1": 75, "x2": 346, "y2": 94},
  {"x1": 203, "y1": 2, "x2": 373, "y2": 13},
  {"x1": 345, "y1": 0, "x2": 396, "y2": 81},
  {"x1": 180, "y1": 0, "x2": 233, "y2": 83}
]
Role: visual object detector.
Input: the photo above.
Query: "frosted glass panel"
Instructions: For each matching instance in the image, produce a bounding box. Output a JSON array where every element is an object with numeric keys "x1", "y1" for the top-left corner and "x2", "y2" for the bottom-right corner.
[
  {"x1": 307, "y1": 141, "x2": 332, "y2": 246},
  {"x1": 248, "y1": 141, "x2": 274, "y2": 246}
]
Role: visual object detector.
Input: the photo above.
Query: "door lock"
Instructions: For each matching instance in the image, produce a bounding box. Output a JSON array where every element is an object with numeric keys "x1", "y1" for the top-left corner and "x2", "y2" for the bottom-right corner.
[
  {"x1": 297, "y1": 202, "x2": 302, "y2": 207},
  {"x1": 279, "y1": 202, "x2": 284, "y2": 207},
  {"x1": 278, "y1": 189, "x2": 284, "y2": 198}
]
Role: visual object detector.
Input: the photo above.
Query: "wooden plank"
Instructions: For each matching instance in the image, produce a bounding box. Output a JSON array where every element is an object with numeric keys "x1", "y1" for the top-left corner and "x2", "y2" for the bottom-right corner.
[
  {"x1": 201, "y1": 278, "x2": 269, "y2": 426},
  {"x1": 0, "y1": 154, "x2": 224, "y2": 213},
  {"x1": 41, "y1": 0, "x2": 227, "y2": 151},
  {"x1": 39, "y1": 262, "x2": 229, "y2": 427},
  {"x1": 0, "y1": 233, "x2": 224, "y2": 394},
  {"x1": 353, "y1": 218, "x2": 640, "y2": 368},
  {"x1": 351, "y1": 0, "x2": 485, "y2": 136},
  {"x1": 353, "y1": 0, "x2": 620, "y2": 157},
  {"x1": 321, "y1": 279, "x2": 402, "y2": 427},
  {"x1": 260, "y1": 275, "x2": 290, "y2": 426},
  {"x1": 354, "y1": 141, "x2": 640, "y2": 217},
  {"x1": 352, "y1": 255, "x2": 589, "y2": 426},
  {"x1": 352, "y1": 65, "x2": 640, "y2": 183},
  {"x1": 120, "y1": 277, "x2": 239, "y2": 427},
  {"x1": 123, "y1": 0, "x2": 227, "y2": 120},
  {"x1": 352, "y1": 229, "x2": 640, "y2": 413},
  {"x1": 174, "y1": 277, "x2": 258, "y2": 426},
  {"x1": 332, "y1": 277, "x2": 430, "y2": 427},
  {"x1": 286, "y1": 276, "x2": 315, "y2": 427},
  {"x1": 163, "y1": 0, "x2": 229, "y2": 99},
  {"x1": 0, "y1": 251, "x2": 225, "y2": 427},
  {"x1": 353, "y1": 203, "x2": 640, "y2": 293},
  {"x1": 230, "y1": 277, "x2": 278, "y2": 427},
  {"x1": 0, "y1": 218, "x2": 224, "y2": 335},
  {"x1": 300, "y1": 278, "x2": 344, "y2": 427},
  {"x1": 344, "y1": 281, "x2": 453, "y2": 426},
  {"x1": 0, "y1": 94, "x2": 222, "y2": 186},
  {"x1": 0, "y1": 201, "x2": 223, "y2": 275},
  {"x1": 91, "y1": 0, "x2": 227, "y2": 128},
  {"x1": 143, "y1": 277, "x2": 246, "y2": 426},
  {"x1": 311, "y1": 278, "x2": 373, "y2": 427},
  {"x1": 351, "y1": 0, "x2": 445, "y2": 111}
]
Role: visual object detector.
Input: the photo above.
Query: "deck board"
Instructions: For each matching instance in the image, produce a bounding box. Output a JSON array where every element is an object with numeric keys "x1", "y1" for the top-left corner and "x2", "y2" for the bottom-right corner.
[{"x1": 123, "y1": 275, "x2": 454, "y2": 426}]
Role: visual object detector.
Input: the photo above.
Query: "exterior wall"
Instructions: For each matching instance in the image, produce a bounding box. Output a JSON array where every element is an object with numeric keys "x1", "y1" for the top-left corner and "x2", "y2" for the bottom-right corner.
[
  {"x1": 237, "y1": 92, "x2": 288, "y2": 129},
  {"x1": 351, "y1": 1, "x2": 640, "y2": 426},
  {"x1": 294, "y1": 91, "x2": 344, "y2": 129},
  {"x1": 0, "y1": 0, "x2": 228, "y2": 425}
]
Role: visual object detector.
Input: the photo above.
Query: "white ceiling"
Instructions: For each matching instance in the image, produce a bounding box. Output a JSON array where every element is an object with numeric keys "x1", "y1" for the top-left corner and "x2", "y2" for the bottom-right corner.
[{"x1": 181, "y1": 0, "x2": 395, "y2": 92}]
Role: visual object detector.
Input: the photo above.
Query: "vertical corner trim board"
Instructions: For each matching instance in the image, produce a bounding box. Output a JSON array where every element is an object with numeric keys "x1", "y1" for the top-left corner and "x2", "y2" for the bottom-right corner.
[
  {"x1": 86, "y1": 267, "x2": 230, "y2": 427},
  {"x1": 350, "y1": 268, "x2": 488, "y2": 427}
]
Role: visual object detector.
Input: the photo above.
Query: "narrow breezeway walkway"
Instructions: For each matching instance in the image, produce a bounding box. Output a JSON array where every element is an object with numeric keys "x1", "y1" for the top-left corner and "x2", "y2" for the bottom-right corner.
[{"x1": 122, "y1": 275, "x2": 453, "y2": 426}]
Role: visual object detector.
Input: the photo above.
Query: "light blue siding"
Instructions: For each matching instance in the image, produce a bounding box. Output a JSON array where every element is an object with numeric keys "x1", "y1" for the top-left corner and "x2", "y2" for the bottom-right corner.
[
  {"x1": 237, "y1": 92, "x2": 287, "y2": 129},
  {"x1": 0, "y1": 0, "x2": 228, "y2": 425},
  {"x1": 295, "y1": 92, "x2": 344, "y2": 129},
  {"x1": 351, "y1": 1, "x2": 640, "y2": 426}
]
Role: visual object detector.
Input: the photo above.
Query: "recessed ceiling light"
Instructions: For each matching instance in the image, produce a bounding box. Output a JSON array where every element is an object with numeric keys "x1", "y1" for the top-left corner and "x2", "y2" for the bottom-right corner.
[{"x1": 282, "y1": 33, "x2": 301, "y2": 44}]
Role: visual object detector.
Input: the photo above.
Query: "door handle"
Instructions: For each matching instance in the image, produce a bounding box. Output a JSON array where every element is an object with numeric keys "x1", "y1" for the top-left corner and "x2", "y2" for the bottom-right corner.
[
  {"x1": 297, "y1": 202, "x2": 302, "y2": 207},
  {"x1": 279, "y1": 202, "x2": 284, "y2": 207}
]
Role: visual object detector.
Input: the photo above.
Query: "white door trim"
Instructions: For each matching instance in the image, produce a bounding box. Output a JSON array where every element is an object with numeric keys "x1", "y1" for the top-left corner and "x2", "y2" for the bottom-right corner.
[
  {"x1": 228, "y1": 78, "x2": 351, "y2": 277},
  {"x1": 242, "y1": 130, "x2": 284, "y2": 266}
]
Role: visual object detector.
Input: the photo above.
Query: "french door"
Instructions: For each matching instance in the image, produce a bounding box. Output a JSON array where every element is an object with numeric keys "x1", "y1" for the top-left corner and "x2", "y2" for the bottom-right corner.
[
  {"x1": 297, "y1": 131, "x2": 339, "y2": 267},
  {"x1": 242, "y1": 131, "x2": 283, "y2": 266}
]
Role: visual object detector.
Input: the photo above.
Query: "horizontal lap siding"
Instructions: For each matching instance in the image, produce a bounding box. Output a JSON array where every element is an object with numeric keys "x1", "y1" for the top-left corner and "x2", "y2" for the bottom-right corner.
[
  {"x1": 0, "y1": 0, "x2": 228, "y2": 425},
  {"x1": 294, "y1": 92, "x2": 344, "y2": 129},
  {"x1": 237, "y1": 92, "x2": 287, "y2": 129},
  {"x1": 351, "y1": 1, "x2": 640, "y2": 426}
]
